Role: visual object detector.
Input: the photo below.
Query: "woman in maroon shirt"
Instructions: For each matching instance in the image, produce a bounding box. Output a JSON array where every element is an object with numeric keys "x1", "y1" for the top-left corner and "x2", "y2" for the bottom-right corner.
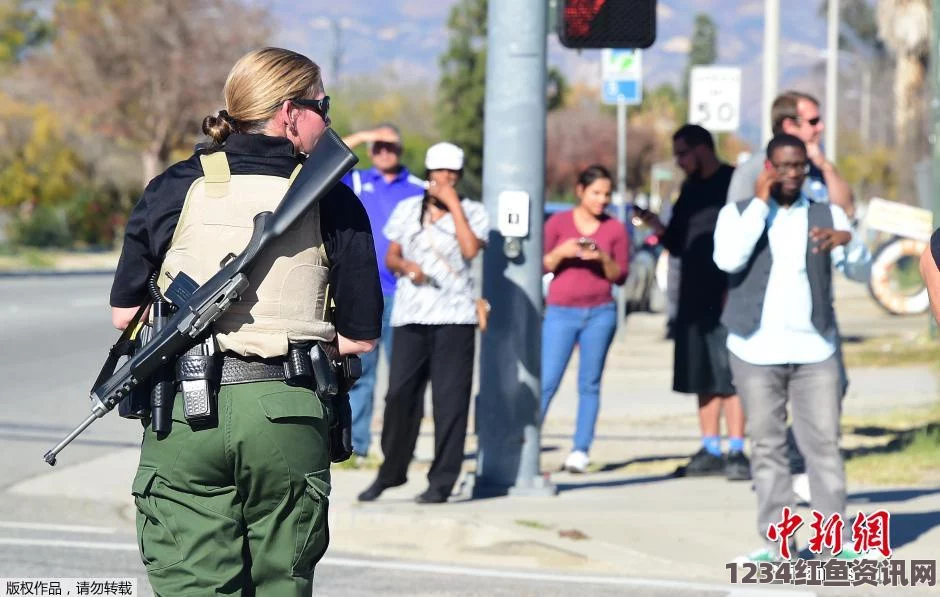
[{"x1": 542, "y1": 165, "x2": 630, "y2": 473}]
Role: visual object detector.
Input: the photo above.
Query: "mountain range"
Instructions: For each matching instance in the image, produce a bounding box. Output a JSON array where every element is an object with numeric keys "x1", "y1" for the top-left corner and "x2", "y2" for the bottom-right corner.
[{"x1": 270, "y1": 0, "x2": 862, "y2": 147}]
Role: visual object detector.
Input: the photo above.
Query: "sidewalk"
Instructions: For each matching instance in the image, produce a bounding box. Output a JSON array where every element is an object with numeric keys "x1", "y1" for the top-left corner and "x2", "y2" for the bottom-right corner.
[{"x1": 327, "y1": 277, "x2": 940, "y2": 583}]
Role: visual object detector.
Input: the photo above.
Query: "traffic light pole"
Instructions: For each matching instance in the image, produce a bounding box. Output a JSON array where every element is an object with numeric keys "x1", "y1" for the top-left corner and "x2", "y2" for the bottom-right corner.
[{"x1": 472, "y1": 0, "x2": 555, "y2": 497}]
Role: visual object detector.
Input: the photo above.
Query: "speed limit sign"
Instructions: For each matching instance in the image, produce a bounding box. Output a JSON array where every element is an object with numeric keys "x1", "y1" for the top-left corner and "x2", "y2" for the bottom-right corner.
[{"x1": 689, "y1": 66, "x2": 741, "y2": 132}]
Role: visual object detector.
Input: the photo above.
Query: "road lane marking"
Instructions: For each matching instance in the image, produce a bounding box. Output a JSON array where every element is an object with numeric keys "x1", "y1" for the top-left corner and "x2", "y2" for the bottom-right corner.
[
  {"x1": 322, "y1": 557, "x2": 817, "y2": 595},
  {"x1": 0, "y1": 522, "x2": 116, "y2": 534},
  {"x1": 0, "y1": 537, "x2": 816, "y2": 595},
  {"x1": 0, "y1": 538, "x2": 133, "y2": 551}
]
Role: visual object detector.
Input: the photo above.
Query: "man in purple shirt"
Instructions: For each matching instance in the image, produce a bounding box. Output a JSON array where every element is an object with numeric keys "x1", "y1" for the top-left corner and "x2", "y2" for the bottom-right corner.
[{"x1": 341, "y1": 123, "x2": 425, "y2": 458}]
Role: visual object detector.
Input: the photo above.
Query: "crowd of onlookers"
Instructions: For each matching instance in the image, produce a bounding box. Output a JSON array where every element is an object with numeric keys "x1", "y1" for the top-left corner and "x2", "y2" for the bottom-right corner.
[{"x1": 338, "y1": 88, "x2": 882, "y2": 562}]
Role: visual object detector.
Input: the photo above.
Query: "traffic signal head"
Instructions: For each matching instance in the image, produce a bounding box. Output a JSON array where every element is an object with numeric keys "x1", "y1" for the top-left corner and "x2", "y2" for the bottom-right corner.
[{"x1": 558, "y1": 0, "x2": 657, "y2": 49}]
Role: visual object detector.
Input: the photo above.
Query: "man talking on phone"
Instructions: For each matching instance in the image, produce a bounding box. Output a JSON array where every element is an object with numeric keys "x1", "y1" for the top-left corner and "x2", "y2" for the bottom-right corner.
[
  {"x1": 725, "y1": 91, "x2": 856, "y2": 503},
  {"x1": 714, "y1": 134, "x2": 871, "y2": 563}
]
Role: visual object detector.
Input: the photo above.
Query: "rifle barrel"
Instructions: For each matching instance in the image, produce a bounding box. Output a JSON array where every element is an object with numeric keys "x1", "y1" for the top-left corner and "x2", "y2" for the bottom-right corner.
[{"x1": 43, "y1": 412, "x2": 99, "y2": 466}]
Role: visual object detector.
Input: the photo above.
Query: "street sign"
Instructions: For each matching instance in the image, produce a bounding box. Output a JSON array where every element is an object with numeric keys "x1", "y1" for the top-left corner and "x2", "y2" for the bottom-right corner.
[
  {"x1": 865, "y1": 197, "x2": 934, "y2": 242},
  {"x1": 688, "y1": 66, "x2": 741, "y2": 132},
  {"x1": 601, "y1": 49, "x2": 642, "y2": 105},
  {"x1": 651, "y1": 163, "x2": 674, "y2": 182}
]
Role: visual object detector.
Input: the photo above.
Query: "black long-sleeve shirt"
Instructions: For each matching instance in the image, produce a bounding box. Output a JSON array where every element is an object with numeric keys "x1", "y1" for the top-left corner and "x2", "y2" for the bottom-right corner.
[
  {"x1": 661, "y1": 163, "x2": 734, "y2": 323},
  {"x1": 110, "y1": 134, "x2": 383, "y2": 341}
]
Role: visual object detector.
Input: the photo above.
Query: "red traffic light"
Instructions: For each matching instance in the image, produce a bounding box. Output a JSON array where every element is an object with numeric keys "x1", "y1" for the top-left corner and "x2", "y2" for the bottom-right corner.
[{"x1": 558, "y1": 0, "x2": 656, "y2": 49}]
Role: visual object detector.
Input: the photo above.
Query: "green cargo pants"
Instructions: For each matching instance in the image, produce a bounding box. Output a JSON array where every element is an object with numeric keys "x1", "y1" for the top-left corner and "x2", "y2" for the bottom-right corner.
[{"x1": 133, "y1": 380, "x2": 332, "y2": 597}]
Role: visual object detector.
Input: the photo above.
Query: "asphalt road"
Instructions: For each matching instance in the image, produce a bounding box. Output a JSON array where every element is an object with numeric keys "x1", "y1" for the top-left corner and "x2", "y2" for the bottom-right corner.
[
  {"x1": 0, "y1": 520, "x2": 819, "y2": 597},
  {"x1": 0, "y1": 275, "x2": 746, "y2": 596},
  {"x1": 0, "y1": 275, "x2": 900, "y2": 597}
]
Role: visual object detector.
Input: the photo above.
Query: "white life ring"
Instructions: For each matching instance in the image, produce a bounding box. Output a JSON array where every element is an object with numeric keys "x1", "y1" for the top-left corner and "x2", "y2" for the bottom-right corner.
[{"x1": 867, "y1": 237, "x2": 929, "y2": 315}]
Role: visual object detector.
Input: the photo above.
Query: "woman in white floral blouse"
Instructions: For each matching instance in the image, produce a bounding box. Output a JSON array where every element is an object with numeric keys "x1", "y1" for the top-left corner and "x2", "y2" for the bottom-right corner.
[{"x1": 357, "y1": 142, "x2": 490, "y2": 504}]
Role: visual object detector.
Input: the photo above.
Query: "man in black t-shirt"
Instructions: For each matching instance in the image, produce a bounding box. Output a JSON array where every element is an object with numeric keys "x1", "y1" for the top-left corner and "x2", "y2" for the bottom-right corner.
[{"x1": 639, "y1": 124, "x2": 750, "y2": 481}]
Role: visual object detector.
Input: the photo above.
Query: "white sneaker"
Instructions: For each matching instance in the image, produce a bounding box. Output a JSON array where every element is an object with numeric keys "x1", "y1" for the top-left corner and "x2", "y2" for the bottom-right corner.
[
  {"x1": 564, "y1": 450, "x2": 590, "y2": 474},
  {"x1": 792, "y1": 473, "x2": 811, "y2": 504}
]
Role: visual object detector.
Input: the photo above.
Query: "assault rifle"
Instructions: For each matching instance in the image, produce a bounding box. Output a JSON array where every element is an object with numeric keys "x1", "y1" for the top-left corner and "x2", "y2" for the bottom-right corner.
[{"x1": 43, "y1": 130, "x2": 358, "y2": 465}]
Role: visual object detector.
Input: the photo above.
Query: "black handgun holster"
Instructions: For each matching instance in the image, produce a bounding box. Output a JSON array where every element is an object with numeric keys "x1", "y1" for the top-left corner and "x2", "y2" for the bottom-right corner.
[
  {"x1": 329, "y1": 394, "x2": 353, "y2": 463},
  {"x1": 306, "y1": 342, "x2": 360, "y2": 463}
]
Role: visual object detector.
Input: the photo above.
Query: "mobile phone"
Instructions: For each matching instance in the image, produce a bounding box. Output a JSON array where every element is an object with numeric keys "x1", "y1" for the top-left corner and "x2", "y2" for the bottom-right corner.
[{"x1": 577, "y1": 237, "x2": 597, "y2": 251}]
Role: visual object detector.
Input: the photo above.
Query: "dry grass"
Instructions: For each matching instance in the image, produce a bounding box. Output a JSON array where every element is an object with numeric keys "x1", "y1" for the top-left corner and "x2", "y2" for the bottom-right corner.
[
  {"x1": 842, "y1": 405, "x2": 940, "y2": 486},
  {"x1": 843, "y1": 334, "x2": 940, "y2": 369}
]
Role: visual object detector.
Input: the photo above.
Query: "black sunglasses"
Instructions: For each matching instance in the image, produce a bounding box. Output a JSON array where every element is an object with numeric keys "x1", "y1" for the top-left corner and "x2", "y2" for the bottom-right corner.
[
  {"x1": 796, "y1": 115, "x2": 821, "y2": 126},
  {"x1": 291, "y1": 96, "x2": 330, "y2": 122},
  {"x1": 371, "y1": 141, "x2": 402, "y2": 155}
]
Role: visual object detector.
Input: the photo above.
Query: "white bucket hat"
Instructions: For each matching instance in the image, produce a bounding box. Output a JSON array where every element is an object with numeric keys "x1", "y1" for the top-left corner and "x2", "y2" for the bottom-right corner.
[{"x1": 425, "y1": 142, "x2": 464, "y2": 171}]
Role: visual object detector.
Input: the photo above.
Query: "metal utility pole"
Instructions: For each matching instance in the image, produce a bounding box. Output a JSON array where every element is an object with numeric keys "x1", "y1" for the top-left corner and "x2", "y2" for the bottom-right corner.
[
  {"x1": 762, "y1": 0, "x2": 780, "y2": 145},
  {"x1": 473, "y1": 0, "x2": 555, "y2": 497},
  {"x1": 825, "y1": 0, "x2": 840, "y2": 161},
  {"x1": 330, "y1": 18, "x2": 344, "y2": 83},
  {"x1": 861, "y1": 65, "x2": 871, "y2": 144}
]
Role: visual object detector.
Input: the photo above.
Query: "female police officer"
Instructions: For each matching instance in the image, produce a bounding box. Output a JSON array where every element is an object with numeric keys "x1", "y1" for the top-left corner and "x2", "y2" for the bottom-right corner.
[{"x1": 108, "y1": 47, "x2": 382, "y2": 596}]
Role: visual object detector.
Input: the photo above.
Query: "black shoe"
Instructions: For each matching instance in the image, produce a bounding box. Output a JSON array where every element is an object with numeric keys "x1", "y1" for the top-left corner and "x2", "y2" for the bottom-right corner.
[
  {"x1": 725, "y1": 450, "x2": 752, "y2": 481},
  {"x1": 358, "y1": 479, "x2": 400, "y2": 502},
  {"x1": 664, "y1": 319, "x2": 676, "y2": 340},
  {"x1": 414, "y1": 489, "x2": 448, "y2": 504},
  {"x1": 679, "y1": 447, "x2": 725, "y2": 477}
]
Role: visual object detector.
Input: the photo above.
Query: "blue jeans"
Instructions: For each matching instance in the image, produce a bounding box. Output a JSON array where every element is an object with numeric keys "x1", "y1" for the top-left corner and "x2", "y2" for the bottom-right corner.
[
  {"x1": 540, "y1": 302, "x2": 617, "y2": 454},
  {"x1": 348, "y1": 293, "x2": 395, "y2": 456}
]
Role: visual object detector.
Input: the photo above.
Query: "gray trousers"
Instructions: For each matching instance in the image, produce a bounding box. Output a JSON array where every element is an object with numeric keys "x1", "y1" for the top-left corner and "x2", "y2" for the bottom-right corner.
[
  {"x1": 729, "y1": 353, "x2": 848, "y2": 545},
  {"x1": 787, "y1": 330, "x2": 848, "y2": 474}
]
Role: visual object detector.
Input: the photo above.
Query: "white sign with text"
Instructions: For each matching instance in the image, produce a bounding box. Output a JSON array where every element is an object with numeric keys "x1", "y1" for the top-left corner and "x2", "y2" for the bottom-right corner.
[{"x1": 689, "y1": 66, "x2": 742, "y2": 132}]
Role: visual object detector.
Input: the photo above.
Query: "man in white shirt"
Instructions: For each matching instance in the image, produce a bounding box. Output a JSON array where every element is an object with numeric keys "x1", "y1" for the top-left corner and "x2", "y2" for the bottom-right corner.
[
  {"x1": 727, "y1": 91, "x2": 856, "y2": 504},
  {"x1": 714, "y1": 134, "x2": 871, "y2": 563}
]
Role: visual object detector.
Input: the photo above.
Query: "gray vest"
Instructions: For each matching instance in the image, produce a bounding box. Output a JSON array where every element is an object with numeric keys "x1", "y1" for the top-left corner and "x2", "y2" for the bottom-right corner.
[{"x1": 721, "y1": 198, "x2": 835, "y2": 338}]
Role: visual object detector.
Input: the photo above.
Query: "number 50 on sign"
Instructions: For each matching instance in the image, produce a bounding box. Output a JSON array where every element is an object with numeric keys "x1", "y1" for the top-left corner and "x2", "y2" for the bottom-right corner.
[{"x1": 689, "y1": 66, "x2": 742, "y2": 133}]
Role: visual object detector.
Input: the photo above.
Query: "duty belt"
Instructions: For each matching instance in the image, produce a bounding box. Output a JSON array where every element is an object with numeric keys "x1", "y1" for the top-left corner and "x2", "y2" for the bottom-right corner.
[{"x1": 220, "y1": 354, "x2": 288, "y2": 385}]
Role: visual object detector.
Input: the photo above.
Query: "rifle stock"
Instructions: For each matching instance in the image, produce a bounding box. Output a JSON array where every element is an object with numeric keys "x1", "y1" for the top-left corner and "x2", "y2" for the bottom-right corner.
[{"x1": 44, "y1": 130, "x2": 358, "y2": 466}]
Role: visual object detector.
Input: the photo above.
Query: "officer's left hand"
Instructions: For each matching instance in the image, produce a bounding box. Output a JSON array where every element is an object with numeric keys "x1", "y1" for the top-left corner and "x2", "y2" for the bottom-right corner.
[{"x1": 810, "y1": 227, "x2": 851, "y2": 253}]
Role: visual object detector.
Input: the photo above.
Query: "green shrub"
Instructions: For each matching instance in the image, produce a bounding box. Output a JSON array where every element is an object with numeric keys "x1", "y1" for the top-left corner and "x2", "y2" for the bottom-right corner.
[
  {"x1": 64, "y1": 187, "x2": 120, "y2": 249},
  {"x1": 8, "y1": 204, "x2": 70, "y2": 248}
]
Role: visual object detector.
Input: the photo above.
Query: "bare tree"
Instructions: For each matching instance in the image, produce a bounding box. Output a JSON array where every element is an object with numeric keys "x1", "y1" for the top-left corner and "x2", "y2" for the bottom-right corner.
[
  {"x1": 876, "y1": 0, "x2": 931, "y2": 204},
  {"x1": 25, "y1": 0, "x2": 271, "y2": 187},
  {"x1": 545, "y1": 106, "x2": 660, "y2": 199}
]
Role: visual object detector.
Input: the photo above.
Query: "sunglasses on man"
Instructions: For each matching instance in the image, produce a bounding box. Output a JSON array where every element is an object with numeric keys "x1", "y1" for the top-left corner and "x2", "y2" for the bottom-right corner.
[
  {"x1": 291, "y1": 96, "x2": 330, "y2": 123},
  {"x1": 371, "y1": 141, "x2": 402, "y2": 155},
  {"x1": 796, "y1": 115, "x2": 822, "y2": 127}
]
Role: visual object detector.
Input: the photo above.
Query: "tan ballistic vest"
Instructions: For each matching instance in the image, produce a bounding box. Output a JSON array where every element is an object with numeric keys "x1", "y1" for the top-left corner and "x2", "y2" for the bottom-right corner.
[{"x1": 159, "y1": 152, "x2": 335, "y2": 358}]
